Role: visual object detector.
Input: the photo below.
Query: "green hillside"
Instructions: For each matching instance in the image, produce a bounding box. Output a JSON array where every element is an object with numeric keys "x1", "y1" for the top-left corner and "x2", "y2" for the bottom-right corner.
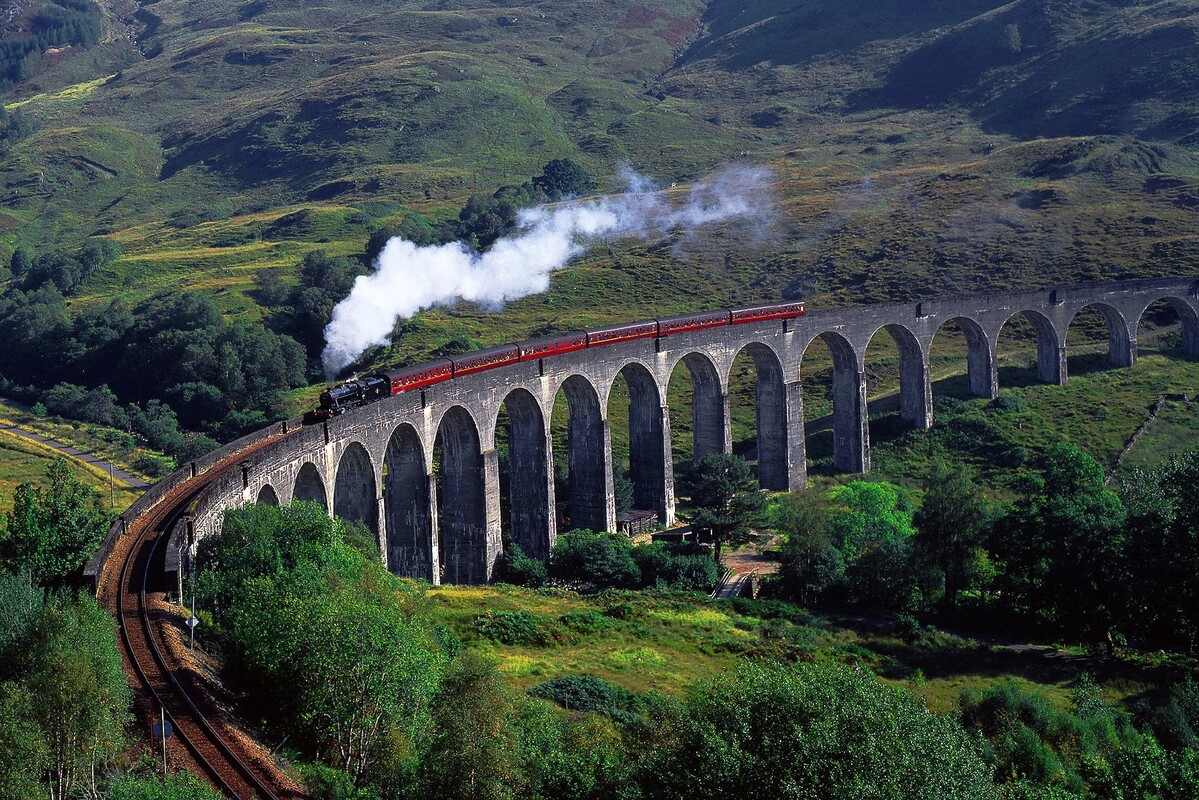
[{"x1": 0, "y1": 0, "x2": 1197, "y2": 454}]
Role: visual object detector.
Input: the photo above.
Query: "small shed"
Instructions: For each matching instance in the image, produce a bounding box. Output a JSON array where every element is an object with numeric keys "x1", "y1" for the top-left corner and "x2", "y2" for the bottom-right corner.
[{"x1": 617, "y1": 509, "x2": 658, "y2": 537}]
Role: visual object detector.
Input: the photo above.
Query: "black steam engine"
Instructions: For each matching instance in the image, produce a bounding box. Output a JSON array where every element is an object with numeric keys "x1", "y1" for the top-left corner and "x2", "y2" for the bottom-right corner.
[{"x1": 309, "y1": 373, "x2": 390, "y2": 421}]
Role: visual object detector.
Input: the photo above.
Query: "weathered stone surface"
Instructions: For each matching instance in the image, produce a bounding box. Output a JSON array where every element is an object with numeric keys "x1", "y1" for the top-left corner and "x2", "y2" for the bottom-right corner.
[{"x1": 184, "y1": 277, "x2": 1199, "y2": 585}]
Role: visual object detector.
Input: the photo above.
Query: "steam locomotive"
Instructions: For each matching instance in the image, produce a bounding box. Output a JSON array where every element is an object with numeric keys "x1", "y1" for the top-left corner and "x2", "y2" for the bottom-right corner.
[{"x1": 306, "y1": 301, "x2": 805, "y2": 422}]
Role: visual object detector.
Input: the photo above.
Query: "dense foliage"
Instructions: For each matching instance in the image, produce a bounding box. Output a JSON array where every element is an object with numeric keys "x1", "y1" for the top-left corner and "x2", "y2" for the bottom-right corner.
[
  {"x1": 643, "y1": 660, "x2": 997, "y2": 800},
  {"x1": 0, "y1": 0, "x2": 100, "y2": 93},
  {"x1": 546, "y1": 528, "x2": 718, "y2": 592},
  {"x1": 0, "y1": 458, "x2": 221, "y2": 799},
  {"x1": 774, "y1": 445, "x2": 1199, "y2": 653},
  {"x1": 0, "y1": 456, "x2": 109, "y2": 587},
  {"x1": 0, "y1": 289, "x2": 306, "y2": 459}
]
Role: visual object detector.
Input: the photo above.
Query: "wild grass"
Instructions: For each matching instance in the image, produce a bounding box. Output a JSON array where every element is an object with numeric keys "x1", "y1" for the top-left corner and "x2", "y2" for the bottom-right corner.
[{"x1": 426, "y1": 583, "x2": 1182, "y2": 715}]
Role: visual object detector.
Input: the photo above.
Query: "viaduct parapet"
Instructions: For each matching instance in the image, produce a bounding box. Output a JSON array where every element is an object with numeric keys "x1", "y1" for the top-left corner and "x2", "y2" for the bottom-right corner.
[{"x1": 90, "y1": 277, "x2": 1199, "y2": 588}]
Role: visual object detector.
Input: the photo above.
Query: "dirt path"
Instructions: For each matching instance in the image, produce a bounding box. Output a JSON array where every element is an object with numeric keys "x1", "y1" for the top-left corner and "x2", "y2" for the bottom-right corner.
[{"x1": 0, "y1": 423, "x2": 151, "y2": 489}]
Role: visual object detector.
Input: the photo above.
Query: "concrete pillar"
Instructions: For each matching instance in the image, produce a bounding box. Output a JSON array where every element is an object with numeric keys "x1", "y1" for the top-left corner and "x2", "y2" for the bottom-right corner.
[
  {"x1": 541, "y1": 430, "x2": 559, "y2": 556},
  {"x1": 784, "y1": 381, "x2": 807, "y2": 491},
  {"x1": 333, "y1": 444, "x2": 378, "y2": 533},
  {"x1": 383, "y1": 429, "x2": 434, "y2": 581},
  {"x1": 504, "y1": 395, "x2": 553, "y2": 562},
  {"x1": 659, "y1": 406, "x2": 676, "y2": 526},
  {"x1": 481, "y1": 448, "x2": 503, "y2": 582},
  {"x1": 564, "y1": 392, "x2": 609, "y2": 534},
  {"x1": 601, "y1": 419, "x2": 617, "y2": 533},
  {"x1": 1108, "y1": 327, "x2": 1138, "y2": 368},
  {"x1": 899, "y1": 351, "x2": 934, "y2": 431},
  {"x1": 427, "y1": 471, "x2": 440, "y2": 586},
  {"x1": 628, "y1": 388, "x2": 668, "y2": 521},
  {"x1": 832, "y1": 367, "x2": 870, "y2": 474},
  {"x1": 970, "y1": 337, "x2": 1000, "y2": 399},
  {"x1": 437, "y1": 408, "x2": 488, "y2": 584},
  {"x1": 720, "y1": 393, "x2": 733, "y2": 455},
  {"x1": 692, "y1": 384, "x2": 727, "y2": 461},
  {"x1": 757, "y1": 368, "x2": 789, "y2": 491},
  {"x1": 1186, "y1": 323, "x2": 1199, "y2": 357},
  {"x1": 1038, "y1": 343, "x2": 1068, "y2": 386}
]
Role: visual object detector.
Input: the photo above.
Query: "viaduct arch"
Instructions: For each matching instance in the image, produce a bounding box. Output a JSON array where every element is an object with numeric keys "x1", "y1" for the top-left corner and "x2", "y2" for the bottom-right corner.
[{"x1": 171, "y1": 277, "x2": 1197, "y2": 586}]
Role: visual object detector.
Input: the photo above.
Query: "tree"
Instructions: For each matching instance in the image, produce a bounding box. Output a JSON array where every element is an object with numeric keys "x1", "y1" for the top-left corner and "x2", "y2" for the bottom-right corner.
[
  {"x1": 642, "y1": 660, "x2": 996, "y2": 800},
  {"x1": 684, "y1": 454, "x2": 767, "y2": 563},
  {"x1": 1120, "y1": 450, "x2": 1199, "y2": 650},
  {"x1": 992, "y1": 443, "x2": 1127, "y2": 647},
  {"x1": 824, "y1": 480, "x2": 918, "y2": 609},
  {"x1": 533, "y1": 158, "x2": 595, "y2": 200},
  {"x1": 774, "y1": 493, "x2": 843, "y2": 606},
  {"x1": 197, "y1": 503, "x2": 448, "y2": 786},
  {"x1": 419, "y1": 652, "x2": 521, "y2": 800},
  {"x1": 0, "y1": 682, "x2": 47, "y2": 800},
  {"x1": 0, "y1": 570, "x2": 43, "y2": 672},
  {"x1": 19, "y1": 595, "x2": 130, "y2": 800},
  {"x1": 913, "y1": 460, "x2": 988, "y2": 609},
  {"x1": 1, "y1": 457, "x2": 110, "y2": 588},
  {"x1": 549, "y1": 529, "x2": 640, "y2": 588}
]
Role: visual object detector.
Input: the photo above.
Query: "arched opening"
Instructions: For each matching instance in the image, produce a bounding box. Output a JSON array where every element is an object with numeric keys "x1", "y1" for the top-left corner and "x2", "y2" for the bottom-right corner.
[
  {"x1": 929, "y1": 317, "x2": 995, "y2": 402},
  {"x1": 800, "y1": 331, "x2": 867, "y2": 474},
  {"x1": 862, "y1": 324, "x2": 932, "y2": 444},
  {"x1": 609, "y1": 363, "x2": 669, "y2": 520},
  {"x1": 550, "y1": 376, "x2": 609, "y2": 533},
  {"x1": 384, "y1": 424, "x2": 432, "y2": 580},
  {"x1": 728, "y1": 343, "x2": 789, "y2": 490},
  {"x1": 995, "y1": 310, "x2": 1063, "y2": 388},
  {"x1": 1136, "y1": 297, "x2": 1199, "y2": 359},
  {"x1": 497, "y1": 389, "x2": 552, "y2": 562},
  {"x1": 293, "y1": 462, "x2": 327, "y2": 510},
  {"x1": 1066, "y1": 303, "x2": 1134, "y2": 376},
  {"x1": 256, "y1": 484, "x2": 279, "y2": 506},
  {"x1": 333, "y1": 442, "x2": 377, "y2": 533},
  {"x1": 434, "y1": 406, "x2": 487, "y2": 584},
  {"x1": 667, "y1": 352, "x2": 726, "y2": 468}
]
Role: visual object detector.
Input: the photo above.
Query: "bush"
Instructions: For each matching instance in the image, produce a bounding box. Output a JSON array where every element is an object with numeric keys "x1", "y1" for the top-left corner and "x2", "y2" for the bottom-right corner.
[
  {"x1": 131, "y1": 453, "x2": 174, "y2": 478},
  {"x1": 643, "y1": 660, "x2": 996, "y2": 799},
  {"x1": 528, "y1": 674, "x2": 644, "y2": 718},
  {"x1": 549, "y1": 529, "x2": 640, "y2": 588},
  {"x1": 632, "y1": 541, "x2": 720, "y2": 591},
  {"x1": 473, "y1": 611, "x2": 553, "y2": 646},
  {"x1": 496, "y1": 543, "x2": 547, "y2": 587},
  {"x1": 991, "y1": 392, "x2": 1029, "y2": 413}
]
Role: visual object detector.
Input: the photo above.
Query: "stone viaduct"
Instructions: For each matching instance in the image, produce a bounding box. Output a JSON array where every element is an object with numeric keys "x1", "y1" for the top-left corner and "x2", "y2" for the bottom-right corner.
[{"x1": 179, "y1": 277, "x2": 1197, "y2": 586}]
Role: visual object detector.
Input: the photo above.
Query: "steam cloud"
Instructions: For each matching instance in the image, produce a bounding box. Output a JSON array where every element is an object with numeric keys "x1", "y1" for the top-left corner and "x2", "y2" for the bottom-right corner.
[{"x1": 321, "y1": 167, "x2": 775, "y2": 378}]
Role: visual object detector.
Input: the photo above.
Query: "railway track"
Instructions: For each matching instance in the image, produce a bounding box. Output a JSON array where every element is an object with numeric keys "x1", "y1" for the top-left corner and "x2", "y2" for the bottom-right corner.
[{"x1": 97, "y1": 437, "x2": 302, "y2": 800}]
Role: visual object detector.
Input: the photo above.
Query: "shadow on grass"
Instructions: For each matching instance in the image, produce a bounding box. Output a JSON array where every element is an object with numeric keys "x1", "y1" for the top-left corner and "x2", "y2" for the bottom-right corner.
[
  {"x1": 1067, "y1": 351, "x2": 1115, "y2": 378},
  {"x1": 822, "y1": 615, "x2": 1185, "y2": 697}
]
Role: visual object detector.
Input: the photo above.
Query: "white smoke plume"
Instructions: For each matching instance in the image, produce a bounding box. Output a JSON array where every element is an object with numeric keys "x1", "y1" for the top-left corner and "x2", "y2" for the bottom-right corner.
[{"x1": 321, "y1": 166, "x2": 775, "y2": 378}]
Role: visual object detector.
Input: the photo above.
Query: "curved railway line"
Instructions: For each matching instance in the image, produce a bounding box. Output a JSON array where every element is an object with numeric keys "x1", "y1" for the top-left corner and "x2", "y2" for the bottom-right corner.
[{"x1": 96, "y1": 434, "x2": 303, "y2": 800}]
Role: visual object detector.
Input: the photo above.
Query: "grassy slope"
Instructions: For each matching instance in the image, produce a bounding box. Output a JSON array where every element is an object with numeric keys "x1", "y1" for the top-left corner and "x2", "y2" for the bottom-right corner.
[
  {"x1": 426, "y1": 583, "x2": 1176, "y2": 715},
  {"x1": 1, "y1": 2, "x2": 1197, "y2": 494}
]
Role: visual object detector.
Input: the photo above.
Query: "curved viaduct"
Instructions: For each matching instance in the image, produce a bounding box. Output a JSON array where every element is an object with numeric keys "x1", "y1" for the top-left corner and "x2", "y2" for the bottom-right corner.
[{"x1": 100, "y1": 277, "x2": 1198, "y2": 588}]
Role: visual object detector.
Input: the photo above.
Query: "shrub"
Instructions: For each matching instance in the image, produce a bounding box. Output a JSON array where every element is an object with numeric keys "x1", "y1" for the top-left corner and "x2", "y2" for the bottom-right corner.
[
  {"x1": 557, "y1": 611, "x2": 615, "y2": 635},
  {"x1": 991, "y1": 392, "x2": 1029, "y2": 413},
  {"x1": 496, "y1": 543, "x2": 547, "y2": 587},
  {"x1": 528, "y1": 674, "x2": 644, "y2": 718},
  {"x1": 632, "y1": 541, "x2": 720, "y2": 591},
  {"x1": 549, "y1": 529, "x2": 640, "y2": 588},
  {"x1": 473, "y1": 611, "x2": 553, "y2": 646}
]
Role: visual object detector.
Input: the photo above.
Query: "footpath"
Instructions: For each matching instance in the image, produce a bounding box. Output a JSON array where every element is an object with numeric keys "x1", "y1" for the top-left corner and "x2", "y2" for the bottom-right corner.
[{"x1": 0, "y1": 424, "x2": 151, "y2": 489}]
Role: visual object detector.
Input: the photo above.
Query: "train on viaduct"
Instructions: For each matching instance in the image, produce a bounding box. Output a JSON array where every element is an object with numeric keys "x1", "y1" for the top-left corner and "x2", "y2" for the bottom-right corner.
[{"x1": 86, "y1": 277, "x2": 1199, "y2": 590}]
